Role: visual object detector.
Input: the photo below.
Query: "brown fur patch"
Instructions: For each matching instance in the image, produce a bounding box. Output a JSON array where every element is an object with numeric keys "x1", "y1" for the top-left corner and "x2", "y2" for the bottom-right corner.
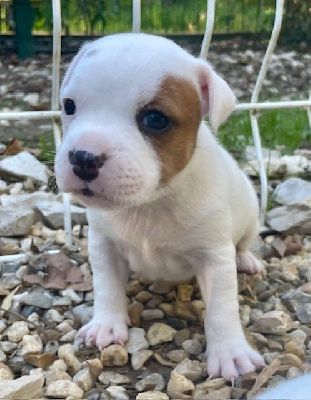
[{"x1": 147, "y1": 76, "x2": 201, "y2": 184}]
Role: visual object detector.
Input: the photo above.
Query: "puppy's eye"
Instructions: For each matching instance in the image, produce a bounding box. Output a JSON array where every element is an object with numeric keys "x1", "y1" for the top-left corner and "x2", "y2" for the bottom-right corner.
[
  {"x1": 137, "y1": 109, "x2": 171, "y2": 135},
  {"x1": 63, "y1": 99, "x2": 76, "y2": 115}
]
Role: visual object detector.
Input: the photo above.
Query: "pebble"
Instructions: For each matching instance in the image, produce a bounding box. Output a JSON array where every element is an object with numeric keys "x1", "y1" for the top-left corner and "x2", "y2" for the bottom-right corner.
[
  {"x1": 0, "y1": 374, "x2": 44, "y2": 399},
  {"x1": 106, "y1": 385, "x2": 129, "y2": 400},
  {"x1": 73, "y1": 367, "x2": 94, "y2": 391},
  {"x1": 58, "y1": 344, "x2": 82, "y2": 373},
  {"x1": 136, "y1": 391, "x2": 169, "y2": 400},
  {"x1": 0, "y1": 350, "x2": 6, "y2": 363},
  {"x1": 20, "y1": 334, "x2": 43, "y2": 355},
  {"x1": 135, "y1": 373, "x2": 165, "y2": 392},
  {"x1": 167, "y1": 370, "x2": 195, "y2": 398},
  {"x1": 45, "y1": 380, "x2": 83, "y2": 399},
  {"x1": 6, "y1": 321, "x2": 29, "y2": 342},
  {"x1": 282, "y1": 290, "x2": 311, "y2": 323},
  {"x1": 252, "y1": 310, "x2": 292, "y2": 335},
  {"x1": 147, "y1": 323, "x2": 177, "y2": 346},
  {"x1": 131, "y1": 349, "x2": 153, "y2": 370},
  {"x1": 0, "y1": 363, "x2": 14, "y2": 380},
  {"x1": 174, "y1": 358, "x2": 203, "y2": 381},
  {"x1": 174, "y1": 328, "x2": 191, "y2": 346},
  {"x1": 182, "y1": 337, "x2": 203, "y2": 355},
  {"x1": 46, "y1": 309, "x2": 64, "y2": 324},
  {"x1": 128, "y1": 301, "x2": 144, "y2": 327},
  {"x1": 149, "y1": 281, "x2": 171, "y2": 294},
  {"x1": 177, "y1": 284, "x2": 194, "y2": 301},
  {"x1": 98, "y1": 371, "x2": 130, "y2": 385},
  {"x1": 101, "y1": 345, "x2": 128, "y2": 366},
  {"x1": 167, "y1": 349, "x2": 189, "y2": 363},
  {"x1": 44, "y1": 369, "x2": 72, "y2": 386},
  {"x1": 141, "y1": 309, "x2": 164, "y2": 320}
]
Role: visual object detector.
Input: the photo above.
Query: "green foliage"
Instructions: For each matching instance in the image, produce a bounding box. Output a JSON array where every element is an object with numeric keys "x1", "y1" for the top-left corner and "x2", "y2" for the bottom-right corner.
[
  {"x1": 38, "y1": 133, "x2": 56, "y2": 163},
  {"x1": 218, "y1": 109, "x2": 311, "y2": 155}
]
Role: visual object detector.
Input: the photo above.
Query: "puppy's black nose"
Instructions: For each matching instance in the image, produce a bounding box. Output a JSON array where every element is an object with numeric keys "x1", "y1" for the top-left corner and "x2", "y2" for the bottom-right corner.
[{"x1": 68, "y1": 150, "x2": 106, "y2": 182}]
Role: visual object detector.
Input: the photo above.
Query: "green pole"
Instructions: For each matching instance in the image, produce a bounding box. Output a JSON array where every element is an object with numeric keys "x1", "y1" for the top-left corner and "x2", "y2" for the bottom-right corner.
[{"x1": 12, "y1": 0, "x2": 35, "y2": 59}]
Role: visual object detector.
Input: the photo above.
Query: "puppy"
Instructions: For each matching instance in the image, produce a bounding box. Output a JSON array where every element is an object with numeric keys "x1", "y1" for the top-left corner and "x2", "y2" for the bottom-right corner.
[{"x1": 55, "y1": 33, "x2": 265, "y2": 380}]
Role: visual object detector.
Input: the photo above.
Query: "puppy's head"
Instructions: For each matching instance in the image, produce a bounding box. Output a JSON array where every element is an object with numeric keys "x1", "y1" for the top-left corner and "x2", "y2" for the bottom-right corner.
[{"x1": 55, "y1": 33, "x2": 236, "y2": 208}]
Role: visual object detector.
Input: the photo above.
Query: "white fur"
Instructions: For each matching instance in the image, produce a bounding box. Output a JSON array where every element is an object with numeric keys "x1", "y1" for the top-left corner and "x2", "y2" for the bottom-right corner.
[
  {"x1": 255, "y1": 375, "x2": 311, "y2": 400},
  {"x1": 55, "y1": 33, "x2": 265, "y2": 380}
]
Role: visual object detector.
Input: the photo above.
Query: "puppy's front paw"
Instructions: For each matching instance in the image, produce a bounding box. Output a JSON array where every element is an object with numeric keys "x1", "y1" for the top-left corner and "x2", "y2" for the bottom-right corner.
[
  {"x1": 207, "y1": 338, "x2": 265, "y2": 381},
  {"x1": 236, "y1": 251, "x2": 262, "y2": 275},
  {"x1": 75, "y1": 314, "x2": 129, "y2": 350}
]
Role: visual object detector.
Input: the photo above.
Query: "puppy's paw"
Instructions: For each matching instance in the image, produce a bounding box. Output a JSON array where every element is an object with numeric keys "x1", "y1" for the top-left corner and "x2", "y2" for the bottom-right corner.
[
  {"x1": 236, "y1": 251, "x2": 262, "y2": 275},
  {"x1": 75, "y1": 314, "x2": 129, "y2": 350},
  {"x1": 207, "y1": 339, "x2": 265, "y2": 381}
]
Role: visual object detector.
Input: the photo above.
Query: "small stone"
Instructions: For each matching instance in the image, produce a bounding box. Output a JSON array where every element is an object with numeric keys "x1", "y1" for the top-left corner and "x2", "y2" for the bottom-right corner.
[
  {"x1": 126, "y1": 281, "x2": 143, "y2": 296},
  {"x1": 147, "y1": 323, "x2": 176, "y2": 346},
  {"x1": 141, "y1": 309, "x2": 164, "y2": 320},
  {"x1": 0, "y1": 350, "x2": 6, "y2": 363},
  {"x1": 49, "y1": 359, "x2": 67, "y2": 371},
  {"x1": 241, "y1": 371, "x2": 257, "y2": 390},
  {"x1": 282, "y1": 291, "x2": 311, "y2": 323},
  {"x1": 0, "y1": 341, "x2": 17, "y2": 353},
  {"x1": 286, "y1": 366, "x2": 302, "y2": 379},
  {"x1": 20, "y1": 334, "x2": 43, "y2": 355},
  {"x1": 44, "y1": 369, "x2": 71, "y2": 386},
  {"x1": 195, "y1": 378, "x2": 226, "y2": 392},
  {"x1": 285, "y1": 341, "x2": 305, "y2": 359},
  {"x1": 73, "y1": 367, "x2": 94, "y2": 391},
  {"x1": 98, "y1": 371, "x2": 130, "y2": 385},
  {"x1": 167, "y1": 349, "x2": 189, "y2": 363},
  {"x1": 15, "y1": 290, "x2": 53, "y2": 309},
  {"x1": 128, "y1": 301, "x2": 144, "y2": 327},
  {"x1": 0, "y1": 363, "x2": 14, "y2": 380},
  {"x1": 174, "y1": 358, "x2": 203, "y2": 381},
  {"x1": 0, "y1": 374, "x2": 44, "y2": 399},
  {"x1": 45, "y1": 380, "x2": 83, "y2": 399},
  {"x1": 125, "y1": 328, "x2": 149, "y2": 354},
  {"x1": 61, "y1": 288, "x2": 82, "y2": 305},
  {"x1": 6, "y1": 321, "x2": 29, "y2": 342},
  {"x1": 101, "y1": 345, "x2": 128, "y2": 366},
  {"x1": 182, "y1": 338, "x2": 203, "y2": 355},
  {"x1": 167, "y1": 370, "x2": 195, "y2": 398},
  {"x1": 177, "y1": 285, "x2": 194, "y2": 302},
  {"x1": 106, "y1": 386, "x2": 129, "y2": 400},
  {"x1": 0, "y1": 206, "x2": 34, "y2": 237},
  {"x1": 72, "y1": 303, "x2": 93, "y2": 325},
  {"x1": 57, "y1": 320, "x2": 74, "y2": 334},
  {"x1": 203, "y1": 386, "x2": 232, "y2": 400},
  {"x1": 131, "y1": 349, "x2": 153, "y2": 370},
  {"x1": 174, "y1": 328, "x2": 191, "y2": 346},
  {"x1": 24, "y1": 353, "x2": 56, "y2": 369},
  {"x1": 58, "y1": 344, "x2": 82, "y2": 374},
  {"x1": 60, "y1": 329, "x2": 77, "y2": 343},
  {"x1": 136, "y1": 391, "x2": 169, "y2": 400},
  {"x1": 278, "y1": 353, "x2": 303, "y2": 368},
  {"x1": 135, "y1": 291, "x2": 153, "y2": 303},
  {"x1": 252, "y1": 310, "x2": 292, "y2": 335},
  {"x1": 135, "y1": 373, "x2": 165, "y2": 392},
  {"x1": 149, "y1": 281, "x2": 171, "y2": 294},
  {"x1": 36, "y1": 201, "x2": 87, "y2": 229}
]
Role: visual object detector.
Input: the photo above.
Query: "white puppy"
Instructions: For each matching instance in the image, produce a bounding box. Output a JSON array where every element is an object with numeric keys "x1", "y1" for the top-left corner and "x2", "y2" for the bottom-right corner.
[{"x1": 55, "y1": 33, "x2": 265, "y2": 380}]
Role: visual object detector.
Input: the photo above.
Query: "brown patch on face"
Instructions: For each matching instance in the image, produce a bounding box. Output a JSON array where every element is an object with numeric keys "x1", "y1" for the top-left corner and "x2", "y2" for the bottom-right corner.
[{"x1": 144, "y1": 76, "x2": 202, "y2": 185}]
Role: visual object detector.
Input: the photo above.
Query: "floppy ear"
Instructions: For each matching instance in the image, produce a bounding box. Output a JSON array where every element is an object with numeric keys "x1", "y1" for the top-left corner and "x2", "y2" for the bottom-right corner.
[{"x1": 196, "y1": 60, "x2": 236, "y2": 133}]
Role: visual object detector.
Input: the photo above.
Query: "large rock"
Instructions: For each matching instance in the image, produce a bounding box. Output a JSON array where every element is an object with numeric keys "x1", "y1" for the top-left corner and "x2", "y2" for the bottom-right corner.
[
  {"x1": 266, "y1": 204, "x2": 311, "y2": 234},
  {"x1": 0, "y1": 151, "x2": 49, "y2": 183},
  {"x1": 35, "y1": 200, "x2": 87, "y2": 229},
  {"x1": 0, "y1": 375, "x2": 44, "y2": 399},
  {"x1": 273, "y1": 178, "x2": 311, "y2": 206},
  {"x1": 0, "y1": 205, "x2": 34, "y2": 237},
  {"x1": 252, "y1": 310, "x2": 292, "y2": 335}
]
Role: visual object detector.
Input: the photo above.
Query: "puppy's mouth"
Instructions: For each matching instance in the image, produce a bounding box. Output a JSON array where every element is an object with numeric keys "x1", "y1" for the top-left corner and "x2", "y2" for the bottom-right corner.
[{"x1": 81, "y1": 188, "x2": 94, "y2": 197}]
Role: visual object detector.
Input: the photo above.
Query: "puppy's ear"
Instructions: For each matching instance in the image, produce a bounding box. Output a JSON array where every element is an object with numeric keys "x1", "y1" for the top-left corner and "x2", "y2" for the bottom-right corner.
[{"x1": 196, "y1": 60, "x2": 236, "y2": 133}]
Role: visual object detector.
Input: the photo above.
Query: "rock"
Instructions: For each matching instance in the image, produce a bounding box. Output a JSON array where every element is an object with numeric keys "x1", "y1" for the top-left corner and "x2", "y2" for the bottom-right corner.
[
  {"x1": 0, "y1": 374, "x2": 44, "y2": 399},
  {"x1": 98, "y1": 371, "x2": 130, "y2": 385},
  {"x1": 266, "y1": 204, "x2": 311, "y2": 235},
  {"x1": 24, "y1": 93, "x2": 39, "y2": 107},
  {"x1": 149, "y1": 281, "x2": 171, "y2": 294},
  {"x1": 0, "y1": 363, "x2": 14, "y2": 380},
  {"x1": 203, "y1": 387, "x2": 232, "y2": 400},
  {"x1": 45, "y1": 380, "x2": 83, "y2": 399},
  {"x1": 174, "y1": 328, "x2": 191, "y2": 346},
  {"x1": 245, "y1": 146, "x2": 281, "y2": 161},
  {"x1": 167, "y1": 349, "x2": 189, "y2": 363},
  {"x1": 141, "y1": 309, "x2": 164, "y2": 320},
  {"x1": 252, "y1": 310, "x2": 292, "y2": 335},
  {"x1": 147, "y1": 323, "x2": 177, "y2": 346},
  {"x1": 24, "y1": 353, "x2": 56, "y2": 369},
  {"x1": 0, "y1": 151, "x2": 49, "y2": 183},
  {"x1": 35, "y1": 200, "x2": 87, "y2": 229},
  {"x1": 177, "y1": 285, "x2": 194, "y2": 301},
  {"x1": 174, "y1": 358, "x2": 203, "y2": 381},
  {"x1": 6, "y1": 321, "x2": 29, "y2": 343},
  {"x1": 44, "y1": 369, "x2": 71, "y2": 386},
  {"x1": 195, "y1": 378, "x2": 226, "y2": 392},
  {"x1": 100, "y1": 345, "x2": 128, "y2": 366},
  {"x1": 273, "y1": 178, "x2": 311, "y2": 205},
  {"x1": 282, "y1": 291, "x2": 311, "y2": 323},
  {"x1": 0, "y1": 350, "x2": 6, "y2": 363},
  {"x1": 182, "y1": 338, "x2": 203, "y2": 355},
  {"x1": 72, "y1": 303, "x2": 93, "y2": 325},
  {"x1": 106, "y1": 386, "x2": 129, "y2": 400},
  {"x1": 128, "y1": 301, "x2": 144, "y2": 327},
  {"x1": 136, "y1": 391, "x2": 169, "y2": 400},
  {"x1": 14, "y1": 290, "x2": 53, "y2": 309},
  {"x1": 0, "y1": 206, "x2": 34, "y2": 236},
  {"x1": 131, "y1": 349, "x2": 153, "y2": 370},
  {"x1": 73, "y1": 367, "x2": 94, "y2": 391},
  {"x1": 20, "y1": 334, "x2": 43, "y2": 355},
  {"x1": 135, "y1": 373, "x2": 165, "y2": 392},
  {"x1": 58, "y1": 344, "x2": 82, "y2": 374},
  {"x1": 0, "y1": 238, "x2": 20, "y2": 255},
  {"x1": 167, "y1": 370, "x2": 195, "y2": 399},
  {"x1": 0, "y1": 192, "x2": 57, "y2": 208}
]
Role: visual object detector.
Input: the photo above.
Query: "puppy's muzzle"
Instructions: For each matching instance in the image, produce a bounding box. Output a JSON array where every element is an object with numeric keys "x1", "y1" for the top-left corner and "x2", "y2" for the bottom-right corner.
[{"x1": 68, "y1": 150, "x2": 106, "y2": 182}]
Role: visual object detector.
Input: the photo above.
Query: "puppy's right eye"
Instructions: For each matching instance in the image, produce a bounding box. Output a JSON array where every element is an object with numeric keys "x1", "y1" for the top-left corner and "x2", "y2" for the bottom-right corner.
[{"x1": 63, "y1": 99, "x2": 76, "y2": 115}]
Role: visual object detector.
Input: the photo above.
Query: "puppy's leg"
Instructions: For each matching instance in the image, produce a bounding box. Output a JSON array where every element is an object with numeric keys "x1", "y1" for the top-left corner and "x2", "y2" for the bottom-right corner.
[
  {"x1": 195, "y1": 244, "x2": 265, "y2": 380},
  {"x1": 76, "y1": 230, "x2": 129, "y2": 350},
  {"x1": 236, "y1": 222, "x2": 262, "y2": 275}
]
